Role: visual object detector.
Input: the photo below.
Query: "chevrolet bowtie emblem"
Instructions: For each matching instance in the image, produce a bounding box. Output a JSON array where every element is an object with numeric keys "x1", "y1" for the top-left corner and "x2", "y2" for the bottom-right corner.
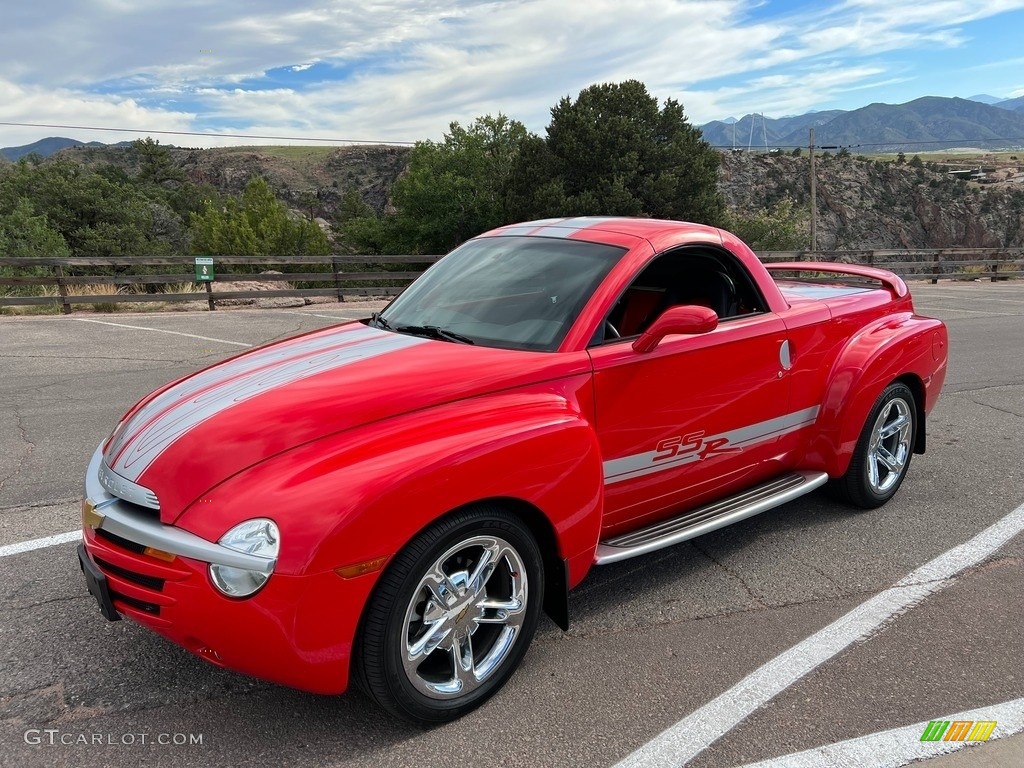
[{"x1": 82, "y1": 499, "x2": 104, "y2": 529}]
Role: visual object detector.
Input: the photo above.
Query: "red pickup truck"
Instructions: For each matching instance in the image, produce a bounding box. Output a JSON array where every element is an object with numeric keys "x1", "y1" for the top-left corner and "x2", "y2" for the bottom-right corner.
[{"x1": 79, "y1": 217, "x2": 948, "y2": 723}]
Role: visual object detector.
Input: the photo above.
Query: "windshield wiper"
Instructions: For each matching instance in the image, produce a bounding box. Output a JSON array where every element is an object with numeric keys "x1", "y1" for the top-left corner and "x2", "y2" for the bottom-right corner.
[
  {"x1": 394, "y1": 324, "x2": 475, "y2": 345},
  {"x1": 369, "y1": 311, "x2": 393, "y2": 331}
]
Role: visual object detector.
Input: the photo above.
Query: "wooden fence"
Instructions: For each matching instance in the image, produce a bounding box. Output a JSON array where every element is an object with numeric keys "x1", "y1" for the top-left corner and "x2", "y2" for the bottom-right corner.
[
  {"x1": 0, "y1": 248, "x2": 1021, "y2": 314},
  {"x1": 0, "y1": 255, "x2": 441, "y2": 314}
]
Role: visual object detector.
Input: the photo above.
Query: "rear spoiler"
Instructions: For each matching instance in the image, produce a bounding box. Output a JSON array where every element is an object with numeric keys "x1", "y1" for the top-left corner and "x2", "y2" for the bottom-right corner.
[{"x1": 764, "y1": 262, "x2": 909, "y2": 299}]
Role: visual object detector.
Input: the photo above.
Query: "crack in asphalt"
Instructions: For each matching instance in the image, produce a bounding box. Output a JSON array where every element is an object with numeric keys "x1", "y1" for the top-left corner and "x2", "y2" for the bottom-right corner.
[
  {"x1": 17, "y1": 594, "x2": 89, "y2": 611},
  {"x1": 689, "y1": 541, "x2": 768, "y2": 609},
  {"x1": 0, "y1": 405, "x2": 36, "y2": 496},
  {"x1": 265, "y1": 320, "x2": 306, "y2": 343},
  {"x1": 969, "y1": 398, "x2": 1024, "y2": 419},
  {"x1": 947, "y1": 381, "x2": 1024, "y2": 394},
  {"x1": 792, "y1": 553, "x2": 847, "y2": 593},
  {"x1": 554, "y1": 554, "x2": 1020, "y2": 642},
  {"x1": 0, "y1": 496, "x2": 78, "y2": 512},
  {"x1": 555, "y1": 588, "x2": 878, "y2": 642},
  {"x1": 0, "y1": 682, "x2": 116, "y2": 726},
  {"x1": 572, "y1": 548, "x2": 680, "y2": 597},
  {"x1": 0, "y1": 354, "x2": 180, "y2": 362}
]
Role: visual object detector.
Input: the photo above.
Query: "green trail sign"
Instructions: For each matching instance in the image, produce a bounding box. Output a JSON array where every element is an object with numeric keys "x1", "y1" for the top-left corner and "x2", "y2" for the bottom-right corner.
[{"x1": 194, "y1": 257, "x2": 215, "y2": 282}]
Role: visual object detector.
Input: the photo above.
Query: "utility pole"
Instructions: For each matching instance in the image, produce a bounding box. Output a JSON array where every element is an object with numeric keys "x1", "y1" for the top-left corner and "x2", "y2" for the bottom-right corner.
[{"x1": 809, "y1": 128, "x2": 817, "y2": 252}]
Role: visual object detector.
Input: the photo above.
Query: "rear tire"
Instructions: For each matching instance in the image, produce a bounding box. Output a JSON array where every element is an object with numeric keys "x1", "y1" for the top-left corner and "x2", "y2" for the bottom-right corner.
[
  {"x1": 354, "y1": 505, "x2": 543, "y2": 724},
  {"x1": 831, "y1": 382, "x2": 917, "y2": 509}
]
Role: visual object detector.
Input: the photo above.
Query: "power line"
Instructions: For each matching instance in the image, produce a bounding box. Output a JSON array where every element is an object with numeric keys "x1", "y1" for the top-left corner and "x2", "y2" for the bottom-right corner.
[
  {"x1": 0, "y1": 121, "x2": 417, "y2": 146},
  {"x1": 3, "y1": 120, "x2": 1021, "y2": 151}
]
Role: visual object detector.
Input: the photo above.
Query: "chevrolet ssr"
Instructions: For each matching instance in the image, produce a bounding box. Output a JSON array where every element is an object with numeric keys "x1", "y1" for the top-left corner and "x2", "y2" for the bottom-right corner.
[{"x1": 79, "y1": 217, "x2": 948, "y2": 723}]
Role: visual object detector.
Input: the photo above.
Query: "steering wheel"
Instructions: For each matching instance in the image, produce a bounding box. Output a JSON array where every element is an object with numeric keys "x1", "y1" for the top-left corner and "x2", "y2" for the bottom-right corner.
[{"x1": 604, "y1": 320, "x2": 621, "y2": 340}]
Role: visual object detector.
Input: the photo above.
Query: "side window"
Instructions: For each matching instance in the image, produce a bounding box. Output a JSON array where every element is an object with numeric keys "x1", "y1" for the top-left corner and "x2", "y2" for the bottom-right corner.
[{"x1": 596, "y1": 247, "x2": 766, "y2": 345}]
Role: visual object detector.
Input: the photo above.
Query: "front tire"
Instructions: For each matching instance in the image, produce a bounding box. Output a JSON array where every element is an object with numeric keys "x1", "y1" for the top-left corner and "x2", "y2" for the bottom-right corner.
[
  {"x1": 832, "y1": 382, "x2": 917, "y2": 509},
  {"x1": 355, "y1": 506, "x2": 544, "y2": 724}
]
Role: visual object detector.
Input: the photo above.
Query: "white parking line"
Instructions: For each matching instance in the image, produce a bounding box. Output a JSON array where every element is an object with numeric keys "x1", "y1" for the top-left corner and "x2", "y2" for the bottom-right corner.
[
  {"x1": 73, "y1": 318, "x2": 253, "y2": 347},
  {"x1": 915, "y1": 306, "x2": 1023, "y2": 317},
  {"x1": 0, "y1": 530, "x2": 81, "y2": 558},
  {"x1": 916, "y1": 293, "x2": 1024, "y2": 305},
  {"x1": 276, "y1": 310, "x2": 366, "y2": 320},
  {"x1": 614, "y1": 500, "x2": 1024, "y2": 768},
  {"x1": 739, "y1": 696, "x2": 1024, "y2": 767}
]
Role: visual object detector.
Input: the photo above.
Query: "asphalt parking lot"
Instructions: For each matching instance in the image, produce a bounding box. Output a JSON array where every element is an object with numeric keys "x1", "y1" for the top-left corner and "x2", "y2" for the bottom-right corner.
[{"x1": 1, "y1": 283, "x2": 1022, "y2": 767}]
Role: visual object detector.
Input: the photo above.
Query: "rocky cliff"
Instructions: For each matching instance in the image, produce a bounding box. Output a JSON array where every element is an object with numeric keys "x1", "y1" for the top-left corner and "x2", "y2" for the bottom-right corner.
[
  {"x1": 50, "y1": 142, "x2": 1024, "y2": 249},
  {"x1": 719, "y1": 152, "x2": 1024, "y2": 249}
]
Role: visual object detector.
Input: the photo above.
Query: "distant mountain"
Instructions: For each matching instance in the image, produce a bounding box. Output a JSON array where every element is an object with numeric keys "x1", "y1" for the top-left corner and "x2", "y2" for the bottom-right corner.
[
  {"x1": 994, "y1": 95, "x2": 1024, "y2": 112},
  {"x1": 799, "y1": 97, "x2": 1024, "y2": 150},
  {"x1": 700, "y1": 96, "x2": 1024, "y2": 151},
  {"x1": 0, "y1": 136, "x2": 133, "y2": 161},
  {"x1": 699, "y1": 110, "x2": 846, "y2": 148},
  {"x1": 966, "y1": 94, "x2": 1004, "y2": 105}
]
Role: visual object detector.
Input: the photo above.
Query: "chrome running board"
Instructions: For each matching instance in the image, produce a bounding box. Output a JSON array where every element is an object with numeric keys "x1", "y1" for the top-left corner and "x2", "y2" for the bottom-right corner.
[{"x1": 594, "y1": 470, "x2": 829, "y2": 565}]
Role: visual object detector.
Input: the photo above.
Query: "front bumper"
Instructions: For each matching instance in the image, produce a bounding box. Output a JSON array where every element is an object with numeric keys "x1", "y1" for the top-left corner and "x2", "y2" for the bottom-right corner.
[
  {"x1": 83, "y1": 446, "x2": 274, "y2": 572},
  {"x1": 80, "y1": 445, "x2": 373, "y2": 694}
]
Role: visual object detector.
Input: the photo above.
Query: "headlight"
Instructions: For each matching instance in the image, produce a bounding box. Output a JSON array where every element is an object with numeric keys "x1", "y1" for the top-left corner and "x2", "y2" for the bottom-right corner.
[{"x1": 209, "y1": 519, "x2": 280, "y2": 598}]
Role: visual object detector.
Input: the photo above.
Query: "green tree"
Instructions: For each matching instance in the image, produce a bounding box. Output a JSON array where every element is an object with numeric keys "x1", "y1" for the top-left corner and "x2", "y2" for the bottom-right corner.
[
  {"x1": 724, "y1": 197, "x2": 808, "y2": 251},
  {"x1": 341, "y1": 114, "x2": 537, "y2": 254},
  {"x1": 527, "y1": 80, "x2": 724, "y2": 224},
  {"x1": 189, "y1": 177, "x2": 330, "y2": 256},
  {"x1": 165, "y1": 181, "x2": 222, "y2": 223},
  {"x1": 133, "y1": 137, "x2": 184, "y2": 185},
  {"x1": 0, "y1": 158, "x2": 167, "y2": 257},
  {"x1": 0, "y1": 198, "x2": 70, "y2": 259},
  {"x1": 334, "y1": 190, "x2": 389, "y2": 253}
]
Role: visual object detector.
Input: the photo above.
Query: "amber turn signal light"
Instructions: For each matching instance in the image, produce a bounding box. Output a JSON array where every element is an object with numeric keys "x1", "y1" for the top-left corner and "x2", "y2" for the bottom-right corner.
[{"x1": 335, "y1": 555, "x2": 389, "y2": 579}]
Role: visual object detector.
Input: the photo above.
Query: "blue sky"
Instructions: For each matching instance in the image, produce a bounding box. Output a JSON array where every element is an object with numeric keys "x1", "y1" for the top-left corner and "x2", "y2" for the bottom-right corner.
[{"x1": 1, "y1": 0, "x2": 1023, "y2": 148}]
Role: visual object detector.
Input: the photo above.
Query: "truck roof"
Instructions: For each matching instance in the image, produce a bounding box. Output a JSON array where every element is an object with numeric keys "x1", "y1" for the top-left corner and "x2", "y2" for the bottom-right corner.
[{"x1": 482, "y1": 217, "x2": 723, "y2": 243}]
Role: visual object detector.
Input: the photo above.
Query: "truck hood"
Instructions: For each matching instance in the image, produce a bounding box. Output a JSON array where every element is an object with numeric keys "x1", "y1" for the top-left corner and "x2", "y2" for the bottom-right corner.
[{"x1": 100, "y1": 322, "x2": 589, "y2": 520}]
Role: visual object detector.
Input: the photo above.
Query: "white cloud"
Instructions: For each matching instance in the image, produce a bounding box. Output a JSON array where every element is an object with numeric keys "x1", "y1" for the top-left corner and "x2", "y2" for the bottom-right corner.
[
  {"x1": 1, "y1": 0, "x2": 1023, "y2": 148},
  {"x1": 0, "y1": 78, "x2": 194, "y2": 147}
]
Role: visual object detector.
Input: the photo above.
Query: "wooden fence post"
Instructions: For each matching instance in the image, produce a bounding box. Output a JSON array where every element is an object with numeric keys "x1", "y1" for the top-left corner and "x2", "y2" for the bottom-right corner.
[
  {"x1": 55, "y1": 265, "x2": 71, "y2": 314},
  {"x1": 205, "y1": 281, "x2": 215, "y2": 311},
  {"x1": 332, "y1": 257, "x2": 344, "y2": 303},
  {"x1": 931, "y1": 250, "x2": 941, "y2": 284}
]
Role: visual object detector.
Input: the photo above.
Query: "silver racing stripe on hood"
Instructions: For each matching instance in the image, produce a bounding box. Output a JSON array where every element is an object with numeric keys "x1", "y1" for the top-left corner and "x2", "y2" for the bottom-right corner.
[
  {"x1": 104, "y1": 324, "x2": 384, "y2": 464},
  {"x1": 104, "y1": 324, "x2": 426, "y2": 481}
]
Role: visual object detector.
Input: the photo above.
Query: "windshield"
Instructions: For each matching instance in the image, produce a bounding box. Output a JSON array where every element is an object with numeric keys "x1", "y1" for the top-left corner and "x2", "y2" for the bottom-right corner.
[{"x1": 377, "y1": 236, "x2": 626, "y2": 351}]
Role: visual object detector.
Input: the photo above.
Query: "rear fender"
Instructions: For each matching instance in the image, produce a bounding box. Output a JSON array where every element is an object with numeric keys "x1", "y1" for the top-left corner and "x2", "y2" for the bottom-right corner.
[{"x1": 806, "y1": 313, "x2": 947, "y2": 477}]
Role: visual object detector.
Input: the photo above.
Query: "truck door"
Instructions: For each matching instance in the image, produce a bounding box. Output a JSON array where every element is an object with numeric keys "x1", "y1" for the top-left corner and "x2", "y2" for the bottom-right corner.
[{"x1": 588, "y1": 247, "x2": 802, "y2": 534}]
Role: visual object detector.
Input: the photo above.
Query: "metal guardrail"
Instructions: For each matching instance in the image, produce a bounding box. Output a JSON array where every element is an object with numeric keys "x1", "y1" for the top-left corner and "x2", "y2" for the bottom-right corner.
[{"x1": 0, "y1": 249, "x2": 1021, "y2": 313}]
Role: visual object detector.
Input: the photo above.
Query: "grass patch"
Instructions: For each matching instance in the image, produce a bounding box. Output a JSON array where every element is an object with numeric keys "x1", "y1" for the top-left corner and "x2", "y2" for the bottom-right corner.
[
  {"x1": 216, "y1": 145, "x2": 339, "y2": 159},
  {"x1": 1, "y1": 281, "x2": 213, "y2": 314},
  {"x1": 0, "y1": 303, "x2": 62, "y2": 316},
  {"x1": 40, "y1": 284, "x2": 122, "y2": 312}
]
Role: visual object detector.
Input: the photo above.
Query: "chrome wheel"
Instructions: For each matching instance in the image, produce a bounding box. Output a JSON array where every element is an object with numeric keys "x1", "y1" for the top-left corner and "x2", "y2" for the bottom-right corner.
[
  {"x1": 401, "y1": 535, "x2": 528, "y2": 700},
  {"x1": 866, "y1": 396, "x2": 913, "y2": 494},
  {"x1": 831, "y1": 381, "x2": 917, "y2": 509}
]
